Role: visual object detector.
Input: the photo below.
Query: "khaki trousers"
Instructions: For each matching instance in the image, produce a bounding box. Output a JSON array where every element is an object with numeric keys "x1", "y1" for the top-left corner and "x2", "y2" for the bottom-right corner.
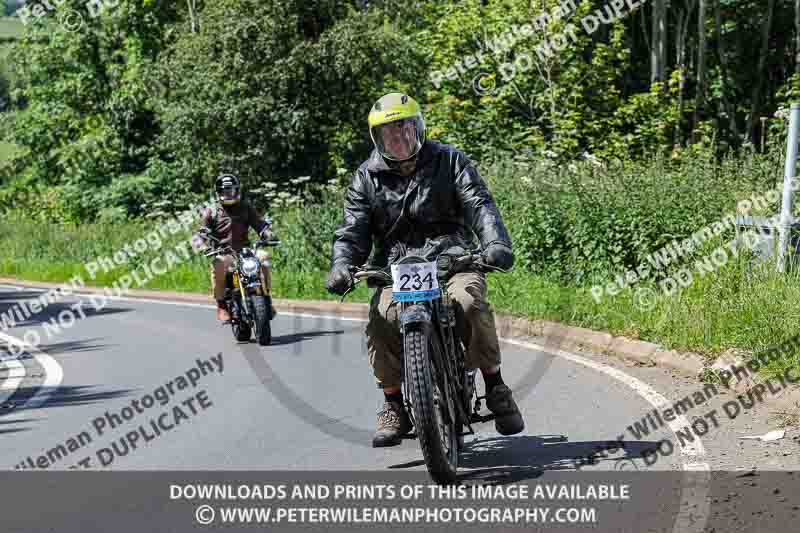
[{"x1": 366, "y1": 271, "x2": 501, "y2": 387}]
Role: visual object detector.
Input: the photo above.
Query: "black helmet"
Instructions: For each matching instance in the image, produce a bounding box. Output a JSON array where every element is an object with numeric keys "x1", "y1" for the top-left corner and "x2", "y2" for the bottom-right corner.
[{"x1": 215, "y1": 174, "x2": 241, "y2": 206}]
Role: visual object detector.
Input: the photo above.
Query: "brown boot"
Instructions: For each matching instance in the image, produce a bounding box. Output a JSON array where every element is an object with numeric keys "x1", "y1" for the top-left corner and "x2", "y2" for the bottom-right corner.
[
  {"x1": 372, "y1": 401, "x2": 412, "y2": 447},
  {"x1": 216, "y1": 301, "x2": 231, "y2": 322}
]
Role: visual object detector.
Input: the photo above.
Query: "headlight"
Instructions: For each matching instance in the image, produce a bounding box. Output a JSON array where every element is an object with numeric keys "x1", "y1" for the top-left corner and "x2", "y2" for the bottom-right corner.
[{"x1": 241, "y1": 257, "x2": 260, "y2": 275}]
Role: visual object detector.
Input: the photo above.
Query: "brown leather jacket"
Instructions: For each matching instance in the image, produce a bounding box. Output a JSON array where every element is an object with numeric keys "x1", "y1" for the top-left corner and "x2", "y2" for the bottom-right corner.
[{"x1": 195, "y1": 199, "x2": 269, "y2": 252}]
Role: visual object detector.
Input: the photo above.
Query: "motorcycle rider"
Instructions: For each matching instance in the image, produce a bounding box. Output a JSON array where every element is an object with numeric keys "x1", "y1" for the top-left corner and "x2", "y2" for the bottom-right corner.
[
  {"x1": 192, "y1": 174, "x2": 276, "y2": 322},
  {"x1": 325, "y1": 93, "x2": 524, "y2": 447}
]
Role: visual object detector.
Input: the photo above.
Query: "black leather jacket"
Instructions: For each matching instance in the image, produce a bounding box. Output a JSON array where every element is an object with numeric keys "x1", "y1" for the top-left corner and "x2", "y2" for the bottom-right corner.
[{"x1": 330, "y1": 140, "x2": 512, "y2": 268}]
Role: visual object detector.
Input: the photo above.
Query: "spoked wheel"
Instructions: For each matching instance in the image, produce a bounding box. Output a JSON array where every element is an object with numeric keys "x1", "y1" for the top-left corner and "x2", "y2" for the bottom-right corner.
[{"x1": 404, "y1": 325, "x2": 459, "y2": 484}]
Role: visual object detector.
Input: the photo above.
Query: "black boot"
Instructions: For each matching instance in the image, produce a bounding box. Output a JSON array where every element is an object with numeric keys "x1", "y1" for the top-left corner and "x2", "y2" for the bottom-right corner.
[{"x1": 486, "y1": 385, "x2": 524, "y2": 435}]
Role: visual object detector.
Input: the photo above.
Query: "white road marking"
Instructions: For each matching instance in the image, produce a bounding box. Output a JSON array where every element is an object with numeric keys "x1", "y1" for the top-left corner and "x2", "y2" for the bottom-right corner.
[
  {"x1": 502, "y1": 338, "x2": 707, "y2": 461},
  {"x1": 0, "y1": 287, "x2": 67, "y2": 413},
  {"x1": 0, "y1": 331, "x2": 64, "y2": 411},
  {"x1": 0, "y1": 357, "x2": 26, "y2": 407},
  {"x1": 0, "y1": 283, "x2": 710, "y2": 529},
  {"x1": 0, "y1": 283, "x2": 708, "y2": 460},
  {"x1": 1, "y1": 282, "x2": 709, "y2": 465}
]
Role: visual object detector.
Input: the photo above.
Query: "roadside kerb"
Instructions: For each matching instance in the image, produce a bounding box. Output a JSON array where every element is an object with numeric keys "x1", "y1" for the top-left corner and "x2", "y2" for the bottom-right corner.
[
  {"x1": 0, "y1": 276, "x2": 719, "y2": 377},
  {"x1": 3, "y1": 276, "x2": 798, "y2": 410}
]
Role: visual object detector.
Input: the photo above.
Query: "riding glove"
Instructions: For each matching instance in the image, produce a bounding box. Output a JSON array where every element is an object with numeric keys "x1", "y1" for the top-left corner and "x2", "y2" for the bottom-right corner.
[
  {"x1": 191, "y1": 235, "x2": 209, "y2": 252},
  {"x1": 326, "y1": 263, "x2": 353, "y2": 295},
  {"x1": 484, "y1": 242, "x2": 514, "y2": 270},
  {"x1": 260, "y1": 227, "x2": 276, "y2": 242}
]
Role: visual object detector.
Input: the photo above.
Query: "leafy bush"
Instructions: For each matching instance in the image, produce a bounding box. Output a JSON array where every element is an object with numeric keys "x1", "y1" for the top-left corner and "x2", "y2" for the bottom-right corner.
[{"x1": 484, "y1": 144, "x2": 780, "y2": 284}]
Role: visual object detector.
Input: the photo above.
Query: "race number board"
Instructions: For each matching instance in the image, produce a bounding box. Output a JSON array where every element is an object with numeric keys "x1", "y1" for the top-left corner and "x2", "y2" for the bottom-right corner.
[{"x1": 390, "y1": 261, "x2": 441, "y2": 302}]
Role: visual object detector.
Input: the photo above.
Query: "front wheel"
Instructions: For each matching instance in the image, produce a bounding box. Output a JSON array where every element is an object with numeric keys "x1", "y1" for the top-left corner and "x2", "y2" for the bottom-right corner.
[
  {"x1": 404, "y1": 326, "x2": 458, "y2": 484},
  {"x1": 251, "y1": 295, "x2": 272, "y2": 346},
  {"x1": 230, "y1": 299, "x2": 251, "y2": 342}
]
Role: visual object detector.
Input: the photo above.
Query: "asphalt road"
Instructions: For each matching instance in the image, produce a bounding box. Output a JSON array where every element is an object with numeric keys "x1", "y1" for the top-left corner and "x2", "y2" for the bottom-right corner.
[{"x1": 0, "y1": 284, "x2": 693, "y2": 477}]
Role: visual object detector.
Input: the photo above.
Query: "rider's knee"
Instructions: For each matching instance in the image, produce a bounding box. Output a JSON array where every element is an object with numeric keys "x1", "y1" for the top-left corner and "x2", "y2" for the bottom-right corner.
[
  {"x1": 370, "y1": 289, "x2": 399, "y2": 325},
  {"x1": 451, "y1": 287, "x2": 480, "y2": 316},
  {"x1": 213, "y1": 254, "x2": 234, "y2": 270}
]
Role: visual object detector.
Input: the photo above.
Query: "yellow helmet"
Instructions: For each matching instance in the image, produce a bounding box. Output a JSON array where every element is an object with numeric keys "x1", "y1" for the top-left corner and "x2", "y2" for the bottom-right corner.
[{"x1": 368, "y1": 93, "x2": 425, "y2": 161}]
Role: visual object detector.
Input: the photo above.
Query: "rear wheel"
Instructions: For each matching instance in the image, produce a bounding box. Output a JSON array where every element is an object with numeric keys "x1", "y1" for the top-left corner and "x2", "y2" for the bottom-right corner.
[
  {"x1": 404, "y1": 326, "x2": 458, "y2": 484},
  {"x1": 252, "y1": 295, "x2": 272, "y2": 346}
]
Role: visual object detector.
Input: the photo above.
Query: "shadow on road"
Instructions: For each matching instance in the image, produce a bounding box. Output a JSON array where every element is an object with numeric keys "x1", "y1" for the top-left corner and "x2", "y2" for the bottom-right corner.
[
  {"x1": 0, "y1": 338, "x2": 114, "y2": 359},
  {"x1": 0, "y1": 384, "x2": 132, "y2": 414},
  {"x1": 0, "y1": 291, "x2": 33, "y2": 301},
  {"x1": 0, "y1": 418, "x2": 39, "y2": 425},
  {"x1": 388, "y1": 435, "x2": 661, "y2": 483},
  {"x1": 0, "y1": 427, "x2": 30, "y2": 435},
  {"x1": 266, "y1": 329, "x2": 345, "y2": 347},
  {"x1": 35, "y1": 338, "x2": 114, "y2": 356},
  {"x1": 0, "y1": 418, "x2": 39, "y2": 437},
  {"x1": 0, "y1": 296, "x2": 132, "y2": 330}
]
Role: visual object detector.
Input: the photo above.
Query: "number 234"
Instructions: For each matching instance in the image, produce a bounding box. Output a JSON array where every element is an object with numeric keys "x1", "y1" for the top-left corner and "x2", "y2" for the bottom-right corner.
[{"x1": 398, "y1": 272, "x2": 434, "y2": 291}]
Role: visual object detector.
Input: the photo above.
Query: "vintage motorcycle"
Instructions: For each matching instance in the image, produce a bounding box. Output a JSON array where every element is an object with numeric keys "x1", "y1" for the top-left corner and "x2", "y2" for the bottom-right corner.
[
  {"x1": 199, "y1": 228, "x2": 280, "y2": 345},
  {"x1": 344, "y1": 246, "x2": 504, "y2": 484}
]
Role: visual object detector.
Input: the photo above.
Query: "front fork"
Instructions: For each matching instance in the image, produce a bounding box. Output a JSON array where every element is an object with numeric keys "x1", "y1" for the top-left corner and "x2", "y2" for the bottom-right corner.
[
  {"x1": 436, "y1": 294, "x2": 484, "y2": 433},
  {"x1": 233, "y1": 272, "x2": 250, "y2": 317},
  {"x1": 259, "y1": 248, "x2": 272, "y2": 296},
  {"x1": 400, "y1": 302, "x2": 459, "y2": 432},
  {"x1": 237, "y1": 268, "x2": 271, "y2": 321}
]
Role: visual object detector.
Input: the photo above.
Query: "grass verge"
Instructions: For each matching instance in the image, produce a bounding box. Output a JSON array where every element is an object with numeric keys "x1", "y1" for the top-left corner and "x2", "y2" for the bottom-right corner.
[{"x1": 3, "y1": 214, "x2": 800, "y2": 382}]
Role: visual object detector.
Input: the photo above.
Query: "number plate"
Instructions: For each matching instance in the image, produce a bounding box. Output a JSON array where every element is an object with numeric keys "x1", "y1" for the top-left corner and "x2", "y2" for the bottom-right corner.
[{"x1": 391, "y1": 261, "x2": 440, "y2": 302}]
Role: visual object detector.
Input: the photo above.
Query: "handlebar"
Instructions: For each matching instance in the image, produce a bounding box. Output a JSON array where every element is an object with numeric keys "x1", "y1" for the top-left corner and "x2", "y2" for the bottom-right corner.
[
  {"x1": 349, "y1": 252, "x2": 501, "y2": 283},
  {"x1": 351, "y1": 267, "x2": 392, "y2": 283},
  {"x1": 338, "y1": 251, "x2": 505, "y2": 302},
  {"x1": 203, "y1": 245, "x2": 233, "y2": 257},
  {"x1": 198, "y1": 237, "x2": 279, "y2": 258}
]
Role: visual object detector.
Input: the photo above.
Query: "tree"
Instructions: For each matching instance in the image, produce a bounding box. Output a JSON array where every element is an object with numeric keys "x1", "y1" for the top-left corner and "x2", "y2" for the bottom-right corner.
[
  {"x1": 747, "y1": 0, "x2": 775, "y2": 144},
  {"x1": 694, "y1": 0, "x2": 707, "y2": 137},
  {"x1": 674, "y1": 0, "x2": 697, "y2": 146},
  {"x1": 714, "y1": 0, "x2": 738, "y2": 142},
  {"x1": 153, "y1": 0, "x2": 422, "y2": 202},
  {"x1": 651, "y1": 0, "x2": 668, "y2": 83},
  {"x1": 796, "y1": 0, "x2": 800, "y2": 70},
  {"x1": 186, "y1": 0, "x2": 200, "y2": 33},
  {"x1": 0, "y1": 70, "x2": 8, "y2": 111}
]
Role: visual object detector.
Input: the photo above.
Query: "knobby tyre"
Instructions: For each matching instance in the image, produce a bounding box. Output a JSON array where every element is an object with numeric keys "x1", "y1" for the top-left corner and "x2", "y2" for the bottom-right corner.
[
  {"x1": 252, "y1": 295, "x2": 272, "y2": 346},
  {"x1": 404, "y1": 326, "x2": 458, "y2": 484},
  {"x1": 231, "y1": 299, "x2": 252, "y2": 342}
]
